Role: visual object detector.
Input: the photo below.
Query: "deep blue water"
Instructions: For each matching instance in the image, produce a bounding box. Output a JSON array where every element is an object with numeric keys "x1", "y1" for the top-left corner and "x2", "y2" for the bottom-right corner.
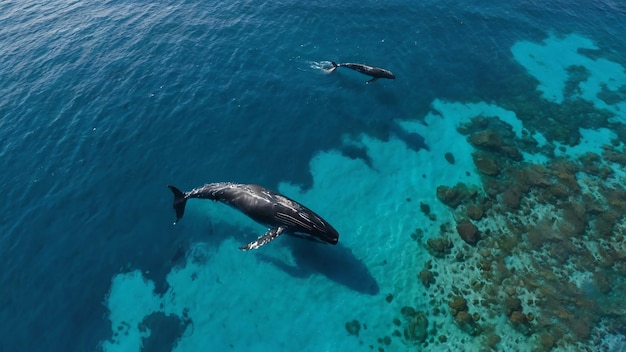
[{"x1": 1, "y1": 1, "x2": 626, "y2": 351}]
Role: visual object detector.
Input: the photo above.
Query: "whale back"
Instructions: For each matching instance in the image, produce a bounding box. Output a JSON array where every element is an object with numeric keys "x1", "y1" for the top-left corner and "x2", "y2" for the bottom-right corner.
[
  {"x1": 339, "y1": 63, "x2": 395, "y2": 79},
  {"x1": 216, "y1": 184, "x2": 339, "y2": 244},
  {"x1": 181, "y1": 182, "x2": 339, "y2": 245}
]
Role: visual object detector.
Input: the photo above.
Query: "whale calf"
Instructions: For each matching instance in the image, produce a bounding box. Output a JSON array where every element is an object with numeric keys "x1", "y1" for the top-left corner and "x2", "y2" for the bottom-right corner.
[
  {"x1": 168, "y1": 182, "x2": 339, "y2": 250},
  {"x1": 328, "y1": 61, "x2": 395, "y2": 83}
]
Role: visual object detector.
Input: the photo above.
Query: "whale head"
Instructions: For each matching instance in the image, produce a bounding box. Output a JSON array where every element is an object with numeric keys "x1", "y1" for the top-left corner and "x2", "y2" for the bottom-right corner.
[{"x1": 311, "y1": 224, "x2": 339, "y2": 245}]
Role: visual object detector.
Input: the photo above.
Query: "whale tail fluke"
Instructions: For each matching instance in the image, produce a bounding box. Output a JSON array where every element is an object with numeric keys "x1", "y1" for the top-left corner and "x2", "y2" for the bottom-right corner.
[
  {"x1": 168, "y1": 185, "x2": 187, "y2": 224},
  {"x1": 326, "y1": 61, "x2": 339, "y2": 73}
]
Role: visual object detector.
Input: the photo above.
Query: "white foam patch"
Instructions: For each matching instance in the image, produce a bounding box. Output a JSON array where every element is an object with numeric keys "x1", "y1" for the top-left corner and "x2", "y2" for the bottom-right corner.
[{"x1": 512, "y1": 33, "x2": 626, "y2": 123}]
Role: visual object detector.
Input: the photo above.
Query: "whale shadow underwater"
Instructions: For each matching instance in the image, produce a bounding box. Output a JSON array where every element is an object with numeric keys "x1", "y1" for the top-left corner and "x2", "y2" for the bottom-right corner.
[
  {"x1": 167, "y1": 183, "x2": 378, "y2": 294},
  {"x1": 255, "y1": 236, "x2": 380, "y2": 295}
]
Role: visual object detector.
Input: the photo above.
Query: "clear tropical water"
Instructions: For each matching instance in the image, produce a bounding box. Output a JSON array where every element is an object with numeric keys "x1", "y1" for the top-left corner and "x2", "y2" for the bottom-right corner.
[{"x1": 1, "y1": 1, "x2": 626, "y2": 351}]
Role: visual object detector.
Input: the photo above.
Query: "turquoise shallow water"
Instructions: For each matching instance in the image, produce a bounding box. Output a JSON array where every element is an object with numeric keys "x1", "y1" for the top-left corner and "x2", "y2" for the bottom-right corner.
[{"x1": 1, "y1": 1, "x2": 626, "y2": 351}]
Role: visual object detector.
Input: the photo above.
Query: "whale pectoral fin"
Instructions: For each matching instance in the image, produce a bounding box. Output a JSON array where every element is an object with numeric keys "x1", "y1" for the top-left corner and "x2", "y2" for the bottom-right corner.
[
  {"x1": 366, "y1": 77, "x2": 378, "y2": 83},
  {"x1": 168, "y1": 185, "x2": 188, "y2": 224},
  {"x1": 239, "y1": 226, "x2": 285, "y2": 251}
]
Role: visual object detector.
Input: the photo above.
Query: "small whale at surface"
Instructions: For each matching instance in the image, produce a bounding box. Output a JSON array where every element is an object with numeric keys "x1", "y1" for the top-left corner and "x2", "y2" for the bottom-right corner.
[
  {"x1": 168, "y1": 182, "x2": 339, "y2": 251},
  {"x1": 326, "y1": 61, "x2": 396, "y2": 83}
]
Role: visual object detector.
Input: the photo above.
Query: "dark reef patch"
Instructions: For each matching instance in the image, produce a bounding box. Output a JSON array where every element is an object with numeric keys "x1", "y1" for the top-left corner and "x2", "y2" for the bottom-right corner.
[
  {"x1": 456, "y1": 220, "x2": 479, "y2": 246},
  {"x1": 436, "y1": 183, "x2": 478, "y2": 209},
  {"x1": 345, "y1": 319, "x2": 361, "y2": 337},
  {"x1": 139, "y1": 312, "x2": 190, "y2": 352},
  {"x1": 416, "y1": 106, "x2": 626, "y2": 349},
  {"x1": 444, "y1": 152, "x2": 456, "y2": 164}
]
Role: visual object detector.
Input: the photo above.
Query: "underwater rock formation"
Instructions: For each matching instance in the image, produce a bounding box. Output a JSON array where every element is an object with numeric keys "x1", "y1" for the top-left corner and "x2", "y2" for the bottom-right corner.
[
  {"x1": 447, "y1": 296, "x2": 480, "y2": 336},
  {"x1": 418, "y1": 270, "x2": 435, "y2": 288},
  {"x1": 444, "y1": 152, "x2": 456, "y2": 164},
  {"x1": 448, "y1": 296, "x2": 467, "y2": 315},
  {"x1": 426, "y1": 237, "x2": 453, "y2": 257},
  {"x1": 436, "y1": 183, "x2": 477, "y2": 209},
  {"x1": 468, "y1": 129, "x2": 523, "y2": 161},
  {"x1": 399, "y1": 308, "x2": 429, "y2": 344},
  {"x1": 345, "y1": 319, "x2": 361, "y2": 337},
  {"x1": 419, "y1": 106, "x2": 626, "y2": 350},
  {"x1": 466, "y1": 204, "x2": 484, "y2": 220},
  {"x1": 472, "y1": 152, "x2": 499, "y2": 176},
  {"x1": 456, "y1": 220, "x2": 479, "y2": 245},
  {"x1": 502, "y1": 187, "x2": 523, "y2": 210}
]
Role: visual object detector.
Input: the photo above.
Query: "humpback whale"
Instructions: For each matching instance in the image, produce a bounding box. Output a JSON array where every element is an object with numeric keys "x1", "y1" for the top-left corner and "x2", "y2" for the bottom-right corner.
[
  {"x1": 329, "y1": 61, "x2": 396, "y2": 83},
  {"x1": 168, "y1": 183, "x2": 339, "y2": 250}
]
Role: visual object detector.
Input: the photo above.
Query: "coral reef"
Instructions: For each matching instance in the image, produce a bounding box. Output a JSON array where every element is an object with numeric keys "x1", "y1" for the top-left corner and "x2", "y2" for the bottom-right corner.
[
  {"x1": 415, "y1": 114, "x2": 626, "y2": 351},
  {"x1": 436, "y1": 184, "x2": 477, "y2": 209},
  {"x1": 398, "y1": 307, "x2": 429, "y2": 344},
  {"x1": 445, "y1": 152, "x2": 456, "y2": 165},
  {"x1": 425, "y1": 237, "x2": 453, "y2": 257},
  {"x1": 468, "y1": 129, "x2": 523, "y2": 161},
  {"x1": 447, "y1": 296, "x2": 480, "y2": 335},
  {"x1": 418, "y1": 270, "x2": 435, "y2": 288},
  {"x1": 456, "y1": 220, "x2": 479, "y2": 245},
  {"x1": 345, "y1": 319, "x2": 361, "y2": 337},
  {"x1": 472, "y1": 152, "x2": 500, "y2": 176},
  {"x1": 466, "y1": 204, "x2": 484, "y2": 220}
]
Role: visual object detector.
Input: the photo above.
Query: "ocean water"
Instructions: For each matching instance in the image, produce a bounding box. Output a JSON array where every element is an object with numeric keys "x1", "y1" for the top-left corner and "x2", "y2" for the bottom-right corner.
[{"x1": 1, "y1": 1, "x2": 626, "y2": 351}]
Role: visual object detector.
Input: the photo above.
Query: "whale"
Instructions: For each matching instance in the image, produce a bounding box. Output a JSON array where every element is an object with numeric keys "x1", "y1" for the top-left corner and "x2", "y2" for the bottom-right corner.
[
  {"x1": 328, "y1": 61, "x2": 396, "y2": 83},
  {"x1": 168, "y1": 182, "x2": 339, "y2": 250}
]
